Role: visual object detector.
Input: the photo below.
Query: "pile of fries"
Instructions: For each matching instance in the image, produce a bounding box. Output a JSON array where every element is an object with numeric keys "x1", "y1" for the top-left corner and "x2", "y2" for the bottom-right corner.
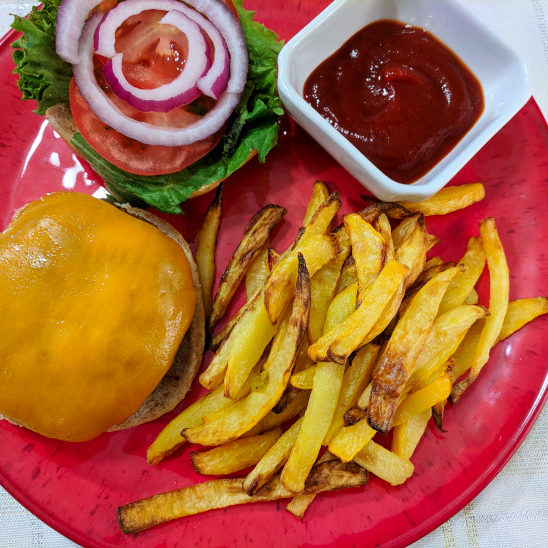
[{"x1": 117, "y1": 182, "x2": 548, "y2": 534}]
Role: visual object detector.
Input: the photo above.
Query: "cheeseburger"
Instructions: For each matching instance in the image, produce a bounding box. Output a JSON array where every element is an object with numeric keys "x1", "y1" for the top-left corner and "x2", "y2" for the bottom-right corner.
[{"x1": 0, "y1": 192, "x2": 204, "y2": 442}]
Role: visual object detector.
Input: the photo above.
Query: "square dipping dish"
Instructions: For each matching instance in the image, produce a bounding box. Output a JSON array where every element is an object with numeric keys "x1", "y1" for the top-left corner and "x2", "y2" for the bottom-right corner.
[{"x1": 277, "y1": 0, "x2": 531, "y2": 202}]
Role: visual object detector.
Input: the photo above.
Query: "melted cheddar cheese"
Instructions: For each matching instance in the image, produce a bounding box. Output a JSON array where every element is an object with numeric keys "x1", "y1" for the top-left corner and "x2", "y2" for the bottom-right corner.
[{"x1": 0, "y1": 192, "x2": 195, "y2": 441}]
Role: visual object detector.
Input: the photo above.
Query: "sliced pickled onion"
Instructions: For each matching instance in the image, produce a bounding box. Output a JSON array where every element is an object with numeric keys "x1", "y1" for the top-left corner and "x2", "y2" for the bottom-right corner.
[
  {"x1": 73, "y1": 13, "x2": 245, "y2": 146},
  {"x1": 102, "y1": 10, "x2": 211, "y2": 112},
  {"x1": 56, "y1": 0, "x2": 103, "y2": 64},
  {"x1": 94, "y1": 0, "x2": 232, "y2": 100}
]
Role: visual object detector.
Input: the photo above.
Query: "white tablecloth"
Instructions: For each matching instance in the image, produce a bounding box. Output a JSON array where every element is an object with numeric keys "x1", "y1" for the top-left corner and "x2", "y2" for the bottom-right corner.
[{"x1": 0, "y1": 1, "x2": 546, "y2": 547}]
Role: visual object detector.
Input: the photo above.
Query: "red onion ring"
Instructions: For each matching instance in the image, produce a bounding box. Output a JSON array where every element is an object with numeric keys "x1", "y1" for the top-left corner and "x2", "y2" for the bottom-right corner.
[
  {"x1": 56, "y1": 0, "x2": 103, "y2": 64},
  {"x1": 94, "y1": 0, "x2": 232, "y2": 101},
  {"x1": 102, "y1": 10, "x2": 211, "y2": 112},
  {"x1": 73, "y1": 12, "x2": 246, "y2": 146}
]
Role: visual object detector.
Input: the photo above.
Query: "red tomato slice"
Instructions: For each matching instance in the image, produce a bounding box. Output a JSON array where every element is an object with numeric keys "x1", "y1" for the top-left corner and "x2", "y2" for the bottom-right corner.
[{"x1": 70, "y1": 7, "x2": 231, "y2": 176}]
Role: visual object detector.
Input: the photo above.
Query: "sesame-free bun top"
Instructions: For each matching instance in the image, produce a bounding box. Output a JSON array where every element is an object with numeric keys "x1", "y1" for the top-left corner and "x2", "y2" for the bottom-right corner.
[{"x1": 0, "y1": 192, "x2": 203, "y2": 442}]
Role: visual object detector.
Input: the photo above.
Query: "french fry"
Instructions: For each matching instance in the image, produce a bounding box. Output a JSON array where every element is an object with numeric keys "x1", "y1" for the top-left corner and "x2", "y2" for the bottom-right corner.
[
  {"x1": 452, "y1": 218, "x2": 509, "y2": 402},
  {"x1": 451, "y1": 296, "x2": 548, "y2": 388},
  {"x1": 272, "y1": 386, "x2": 301, "y2": 414},
  {"x1": 465, "y1": 288, "x2": 479, "y2": 305},
  {"x1": 392, "y1": 213, "x2": 420, "y2": 249},
  {"x1": 285, "y1": 451, "x2": 336, "y2": 519},
  {"x1": 359, "y1": 201, "x2": 411, "y2": 223},
  {"x1": 210, "y1": 205, "x2": 286, "y2": 330},
  {"x1": 148, "y1": 382, "x2": 238, "y2": 465},
  {"x1": 328, "y1": 418, "x2": 376, "y2": 462},
  {"x1": 324, "y1": 281, "x2": 358, "y2": 332},
  {"x1": 118, "y1": 459, "x2": 368, "y2": 534},
  {"x1": 336, "y1": 255, "x2": 358, "y2": 293},
  {"x1": 344, "y1": 213, "x2": 385, "y2": 296},
  {"x1": 290, "y1": 365, "x2": 317, "y2": 390},
  {"x1": 264, "y1": 233, "x2": 340, "y2": 324},
  {"x1": 246, "y1": 243, "x2": 270, "y2": 300},
  {"x1": 374, "y1": 213, "x2": 395, "y2": 263},
  {"x1": 397, "y1": 183, "x2": 485, "y2": 216},
  {"x1": 308, "y1": 251, "x2": 348, "y2": 343},
  {"x1": 391, "y1": 408, "x2": 431, "y2": 459},
  {"x1": 243, "y1": 419, "x2": 302, "y2": 495},
  {"x1": 196, "y1": 185, "x2": 223, "y2": 319},
  {"x1": 184, "y1": 255, "x2": 310, "y2": 446},
  {"x1": 423, "y1": 256, "x2": 444, "y2": 269},
  {"x1": 199, "y1": 336, "x2": 232, "y2": 390},
  {"x1": 300, "y1": 192, "x2": 341, "y2": 243},
  {"x1": 432, "y1": 399, "x2": 447, "y2": 432},
  {"x1": 393, "y1": 374, "x2": 452, "y2": 427},
  {"x1": 286, "y1": 493, "x2": 316, "y2": 520},
  {"x1": 408, "y1": 304, "x2": 487, "y2": 391},
  {"x1": 281, "y1": 361, "x2": 345, "y2": 492},
  {"x1": 246, "y1": 390, "x2": 310, "y2": 435},
  {"x1": 394, "y1": 216, "x2": 428, "y2": 288},
  {"x1": 412, "y1": 260, "x2": 456, "y2": 291},
  {"x1": 438, "y1": 236, "x2": 485, "y2": 316},
  {"x1": 497, "y1": 297, "x2": 548, "y2": 341},
  {"x1": 303, "y1": 181, "x2": 331, "y2": 226},
  {"x1": 356, "y1": 383, "x2": 372, "y2": 410},
  {"x1": 354, "y1": 440, "x2": 414, "y2": 486},
  {"x1": 224, "y1": 292, "x2": 277, "y2": 398},
  {"x1": 191, "y1": 428, "x2": 282, "y2": 476},
  {"x1": 368, "y1": 267, "x2": 460, "y2": 433},
  {"x1": 309, "y1": 261, "x2": 408, "y2": 364},
  {"x1": 324, "y1": 344, "x2": 380, "y2": 445}
]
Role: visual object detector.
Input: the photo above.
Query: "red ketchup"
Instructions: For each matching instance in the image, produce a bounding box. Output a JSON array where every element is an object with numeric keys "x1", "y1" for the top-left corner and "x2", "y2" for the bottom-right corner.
[{"x1": 304, "y1": 20, "x2": 484, "y2": 183}]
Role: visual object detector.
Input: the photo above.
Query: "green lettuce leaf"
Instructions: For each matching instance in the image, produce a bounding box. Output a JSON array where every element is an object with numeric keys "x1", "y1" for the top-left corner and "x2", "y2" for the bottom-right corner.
[{"x1": 11, "y1": 0, "x2": 283, "y2": 214}]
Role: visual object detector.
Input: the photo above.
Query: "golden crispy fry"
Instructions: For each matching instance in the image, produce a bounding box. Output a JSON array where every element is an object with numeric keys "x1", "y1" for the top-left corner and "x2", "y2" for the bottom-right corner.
[
  {"x1": 357, "y1": 383, "x2": 372, "y2": 410},
  {"x1": 265, "y1": 233, "x2": 340, "y2": 325},
  {"x1": 423, "y1": 256, "x2": 444, "y2": 270},
  {"x1": 374, "y1": 213, "x2": 395, "y2": 263},
  {"x1": 391, "y1": 408, "x2": 431, "y2": 460},
  {"x1": 196, "y1": 185, "x2": 223, "y2": 319},
  {"x1": 393, "y1": 375, "x2": 452, "y2": 427},
  {"x1": 408, "y1": 304, "x2": 487, "y2": 391},
  {"x1": 246, "y1": 243, "x2": 270, "y2": 300},
  {"x1": 303, "y1": 181, "x2": 331, "y2": 226},
  {"x1": 246, "y1": 390, "x2": 310, "y2": 436},
  {"x1": 438, "y1": 236, "x2": 485, "y2": 316},
  {"x1": 285, "y1": 451, "x2": 336, "y2": 519},
  {"x1": 281, "y1": 361, "x2": 345, "y2": 492},
  {"x1": 324, "y1": 281, "x2": 358, "y2": 332},
  {"x1": 392, "y1": 213, "x2": 420, "y2": 249},
  {"x1": 301, "y1": 193, "x2": 341, "y2": 242},
  {"x1": 497, "y1": 297, "x2": 548, "y2": 341},
  {"x1": 368, "y1": 267, "x2": 459, "y2": 433},
  {"x1": 224, "y1": 292, "x2": 277, "y2": 398},
  {"x1": 353, "y1": 440, "x2": 414, "y2": 486},
  {"x1": 452, "y1": 218, "x2": 509, "y2": 402},
  {"x1": 286, "y1": 493, "x2": 316, "y2": 519},
  {"x1": 309, "y1": 261, "x2": 408, "y2": 364},
  {"x1": 210, "y1": 205, "x2": 286, "y2": 330},
  {"x1": 397, "y1": 183, "x2": 485, "y2": 216},
  {"x1": 290, "y1": 365, "x2": 317, "y2": 390},
  {"x1": 148, "y1": 383, "x2": 238, "y2": 465},
  {"x1": 243, "y1": 419, "x2": 302, "y2": 495},
  {"x1": 308, "y1": 252, "x2": 348, "y2": 343},
  {"x1": 451, "y1": 319, "x2": 484, "y2": 383},
  {"x1": 359, "y1": 201, "x2": 411, "y2": 223},
  {"x1": 118, "y1": 459, "x2": 367, "y2": 534},
  {"x1": 328, "y1": 418, "x2": 376, "y2": 462},
  {"x1": 199, "y1": 336, "x2": 232, "y2": 390},
  {"x1": 269, "y1": 248, "x2": 281, "y2": 266},
  {"x1": 465, "y1": 288, "x2": 479, "y2": 305},
  {"x1": 412, "y1": 261, "x2": 456, "y2": 291},
  {"x1": 432, "y1": 400, "x2": 447, "y2": 432},
  {"x1": 344, "y1": 213, "x2": 385, "y2": 296},
  {"x1": 184, "y1": 256, "x2": 310, "y2": 446},
  {"x1": 191, "y1": 428, "x2": 282, "y2": 476},
  {"x1": 336, "y1": 255, "x2": 358, "y2": 293},
  {"x1": 394, "y1": 216, "x2": 428, "y2": 289},
  {"x1": 324, "y1": 344, "x2": 380, "y2": 445}
]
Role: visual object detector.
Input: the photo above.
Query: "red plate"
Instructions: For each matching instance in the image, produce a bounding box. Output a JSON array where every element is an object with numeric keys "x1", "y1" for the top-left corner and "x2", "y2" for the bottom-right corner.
[{"x1": 1, "y1": 2, "x2": 547, "y2": 546}]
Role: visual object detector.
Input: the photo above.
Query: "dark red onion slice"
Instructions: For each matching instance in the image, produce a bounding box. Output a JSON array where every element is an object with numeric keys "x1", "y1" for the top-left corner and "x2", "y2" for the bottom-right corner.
[
  {"x1": 56, "y1": 0, "x2": 103, "y2": 64},
  {"x1": 102, "y1": 10, "x2": 211, "y2": 112},
  {"x1": 73, "y1": 13, "x2": 243, "y2": 146}
]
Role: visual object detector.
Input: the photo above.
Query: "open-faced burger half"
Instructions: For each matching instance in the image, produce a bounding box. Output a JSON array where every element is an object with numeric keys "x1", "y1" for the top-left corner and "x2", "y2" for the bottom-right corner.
[
  {"x1": 12, "y1": 0, "x2": 283, "y2": 213},
  {"x1": 0, "y1": 192, "x2": 205, "y2": 442}
]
